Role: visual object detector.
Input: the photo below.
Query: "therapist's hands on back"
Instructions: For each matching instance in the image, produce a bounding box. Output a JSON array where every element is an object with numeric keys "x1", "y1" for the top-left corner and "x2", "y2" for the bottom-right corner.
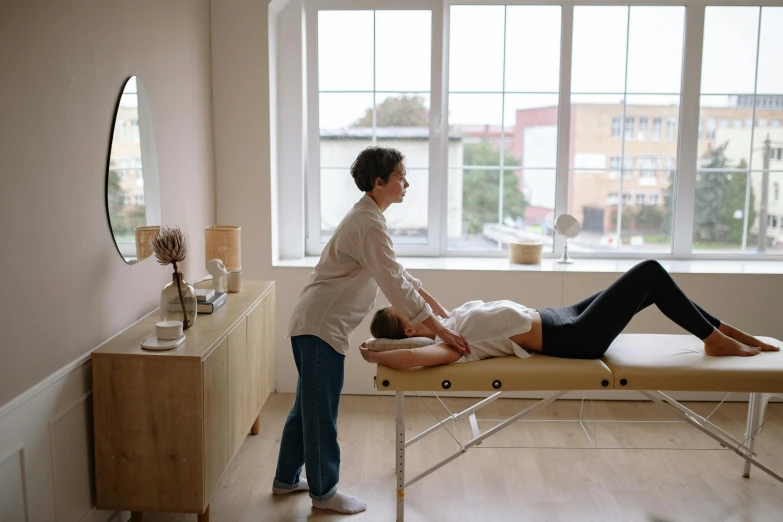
[
  {"x1": 421, "y1": 315, "x2": 470, "y2": 356},
  {"x1": 438, "y1": 327, "x2": 471, "y2": 356}
]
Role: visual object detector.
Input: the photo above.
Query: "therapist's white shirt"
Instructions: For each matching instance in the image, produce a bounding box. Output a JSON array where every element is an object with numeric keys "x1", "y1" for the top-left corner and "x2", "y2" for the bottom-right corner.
[
  {"x1": 289, "y1": 194, "x2": 432, "y2": 355},
  {"x1": 434, "y1": 300, "x2": 536, "y2": 363}
]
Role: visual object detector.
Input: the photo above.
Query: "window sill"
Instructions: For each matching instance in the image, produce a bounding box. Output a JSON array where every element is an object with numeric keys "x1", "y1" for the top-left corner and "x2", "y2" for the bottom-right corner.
[{"x1": 274, "y1": 256, "x2": 783, "y2": 275}]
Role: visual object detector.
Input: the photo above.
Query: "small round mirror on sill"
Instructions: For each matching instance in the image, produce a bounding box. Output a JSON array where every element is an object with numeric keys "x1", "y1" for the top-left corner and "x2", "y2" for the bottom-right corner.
[
  {"x1": 105, "y1": 76, "x2": 162, "y2": 264},
  {"x1": 554, "y1": 214, "x2": 581, "y2": 239},
  {"x1": 554, "y1": 213, "x2": 582, "y2": 264}
]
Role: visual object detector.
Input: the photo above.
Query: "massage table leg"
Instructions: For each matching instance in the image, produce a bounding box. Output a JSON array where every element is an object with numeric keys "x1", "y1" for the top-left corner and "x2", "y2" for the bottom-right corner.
[
  {"x1": 743, "y1": 393, "x2": 767, "y2": 478},
  {"x1": 396, "y1": 391, "x2": 405, "y2": 522},
  {"x1": 640, "y1": 391, "x2": 782, "y2": 482}
]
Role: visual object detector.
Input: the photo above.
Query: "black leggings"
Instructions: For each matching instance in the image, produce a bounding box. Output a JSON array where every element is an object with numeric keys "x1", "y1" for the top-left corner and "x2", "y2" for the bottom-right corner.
[{"x1": 539, "y1": 260, "x2": 721, "y2": 359}]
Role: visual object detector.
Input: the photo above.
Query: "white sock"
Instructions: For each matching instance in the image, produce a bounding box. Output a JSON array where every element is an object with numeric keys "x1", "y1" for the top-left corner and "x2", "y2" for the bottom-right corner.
[
  {"x1": 312, "y1": 490, "x2": 367, "y2": 514},
  {"x1": 272, "y1": 478, "x2": 309, "y2": 495}
]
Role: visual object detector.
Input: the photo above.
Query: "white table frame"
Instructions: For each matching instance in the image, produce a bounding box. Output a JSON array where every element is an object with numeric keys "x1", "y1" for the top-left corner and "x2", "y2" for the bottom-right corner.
[{"x1": 394, "y1": 390, "x2": 781, "y2": 522}]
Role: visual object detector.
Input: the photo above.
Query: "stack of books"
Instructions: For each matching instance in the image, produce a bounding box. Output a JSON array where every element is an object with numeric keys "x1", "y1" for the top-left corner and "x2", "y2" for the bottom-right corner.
[
  {"x1": 195, "y1": 288, "x2": 215, "y2": 302},
  {"x1": 198, "y1": 291, "x2": 227, "y2": 314}
]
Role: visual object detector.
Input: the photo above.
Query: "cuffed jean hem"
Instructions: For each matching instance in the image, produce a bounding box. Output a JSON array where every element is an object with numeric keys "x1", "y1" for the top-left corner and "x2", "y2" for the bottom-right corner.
[
  {"x1": 310, "y1": 484, "x2": 338, "y2": 502},
  {"x1": 272, "y1": 477, "x2": 301, "y2": 491}
]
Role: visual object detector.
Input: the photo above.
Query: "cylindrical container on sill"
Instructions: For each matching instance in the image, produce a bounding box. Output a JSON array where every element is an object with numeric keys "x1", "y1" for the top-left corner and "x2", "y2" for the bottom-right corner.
[{"x1": 509, "y1": 239, "x2": 544, "y2": 265}]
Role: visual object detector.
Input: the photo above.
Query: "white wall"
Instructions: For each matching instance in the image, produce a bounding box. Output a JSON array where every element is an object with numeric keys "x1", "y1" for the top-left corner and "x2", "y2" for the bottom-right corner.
[
  {"x1": 212, "y1": 0, "x2": 273, "y2": 281},
  {"x1": 271, "y1": 0, "x2": 306, "y2": 261},
  {"x1": 0, "y1": 0, "x2": 214, "y2": 519}
]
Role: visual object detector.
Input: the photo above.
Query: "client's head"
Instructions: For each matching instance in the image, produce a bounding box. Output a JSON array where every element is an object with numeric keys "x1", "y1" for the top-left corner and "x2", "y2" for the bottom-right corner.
[
  {"x1": 370, "y1": 306, "x2": 435, "y2": 340},
  {"x1": 370, "y1": 307, "x2": 407, "y2": 339}
]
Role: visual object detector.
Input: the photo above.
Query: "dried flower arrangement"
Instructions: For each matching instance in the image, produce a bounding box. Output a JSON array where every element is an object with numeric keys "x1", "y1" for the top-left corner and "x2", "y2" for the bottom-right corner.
[{"x1": 151, "y1": 226, "x2": 191, "y2": 329}]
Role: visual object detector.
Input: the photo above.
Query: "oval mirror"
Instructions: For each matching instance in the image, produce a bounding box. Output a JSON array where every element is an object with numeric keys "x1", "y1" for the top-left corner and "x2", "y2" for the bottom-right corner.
[
  {"x1": 554, "y1": 214, "x2": 581, "y2": 238},
  {"x1": 105, "y1": 76, "x2": 161, "y2": 264}
]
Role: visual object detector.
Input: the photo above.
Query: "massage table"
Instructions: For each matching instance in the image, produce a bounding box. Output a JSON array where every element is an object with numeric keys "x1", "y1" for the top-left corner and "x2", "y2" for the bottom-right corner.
[{"x1": 374, "y1": 334, "x2": 783, "y2": 521}]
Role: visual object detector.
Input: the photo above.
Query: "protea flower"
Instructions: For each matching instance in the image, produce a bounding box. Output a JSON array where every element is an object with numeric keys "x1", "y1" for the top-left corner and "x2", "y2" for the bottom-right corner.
[
  {"x1": 151, "y1": 226, "x2": 190, "y2": 328},
  {"x1": 152, "y1": 226, "x2": 187, "y2": 266}
]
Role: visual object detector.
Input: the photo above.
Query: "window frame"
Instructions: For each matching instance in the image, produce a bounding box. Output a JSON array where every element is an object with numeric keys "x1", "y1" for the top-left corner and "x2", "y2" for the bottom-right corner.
[
  {"x1": 297, "y1": 0, "x2": 783, "y2": 261},
  {"x1": 304, "y1": 0, "x2": 443, "y2": 256}
]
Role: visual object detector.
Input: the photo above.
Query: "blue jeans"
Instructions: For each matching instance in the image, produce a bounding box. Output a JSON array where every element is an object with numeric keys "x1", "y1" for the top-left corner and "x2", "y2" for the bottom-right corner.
[{"x1": 273, "y1": 335, "x2": 345, "y2": 501}]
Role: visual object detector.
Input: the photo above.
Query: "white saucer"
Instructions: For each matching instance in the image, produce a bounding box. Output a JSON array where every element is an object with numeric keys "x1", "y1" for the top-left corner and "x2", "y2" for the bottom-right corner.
[{"x1": 141, "y1": 334, "x2": 185, "y2": 351}]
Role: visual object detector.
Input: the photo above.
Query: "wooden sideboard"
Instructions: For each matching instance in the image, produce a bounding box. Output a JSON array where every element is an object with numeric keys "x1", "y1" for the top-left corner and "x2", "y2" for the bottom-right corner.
[{"x1": 92, "y1": 280, "x2": 275, "y2": 521}]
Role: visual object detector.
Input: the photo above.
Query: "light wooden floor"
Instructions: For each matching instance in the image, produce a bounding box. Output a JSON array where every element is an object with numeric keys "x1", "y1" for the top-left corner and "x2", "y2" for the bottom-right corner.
[{"x1": 138, "y1": 393, "x2": 783, "y2": 522}]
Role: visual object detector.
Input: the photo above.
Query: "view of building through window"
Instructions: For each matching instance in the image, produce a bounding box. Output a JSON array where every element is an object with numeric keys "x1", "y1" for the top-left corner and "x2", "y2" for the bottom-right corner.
[{"x1": 315, "y1": 5, "x2": 783, "y2": 256}]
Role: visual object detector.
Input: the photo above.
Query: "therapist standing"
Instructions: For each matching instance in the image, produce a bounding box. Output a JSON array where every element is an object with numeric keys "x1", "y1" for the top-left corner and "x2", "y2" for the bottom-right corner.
[{"x1": 272, "y1": 147, "x2": 470, "y2": 514}]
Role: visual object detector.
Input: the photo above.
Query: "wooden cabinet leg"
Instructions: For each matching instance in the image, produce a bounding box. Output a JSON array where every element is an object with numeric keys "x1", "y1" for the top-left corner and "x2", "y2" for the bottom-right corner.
[
  {"x1": 130, "y1": 513, "x2": 144, "y2": 522},
  {"x1": 250, "y1": 412, "x2": 261, "y2": 435},
  {"x1": 198, "y1": 504, "x2": 210, "y2": 522}
]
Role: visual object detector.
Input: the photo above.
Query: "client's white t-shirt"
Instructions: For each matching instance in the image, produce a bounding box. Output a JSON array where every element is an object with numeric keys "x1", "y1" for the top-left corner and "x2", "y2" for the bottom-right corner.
[{"x1": 434, "y1": 300, "x2": 535, "y2": 363}]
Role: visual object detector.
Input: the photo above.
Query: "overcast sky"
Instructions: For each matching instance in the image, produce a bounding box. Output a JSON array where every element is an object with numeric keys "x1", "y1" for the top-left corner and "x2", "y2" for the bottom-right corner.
[{"x1": 318, "y1": 5, "x2": 782, "y2": 129}]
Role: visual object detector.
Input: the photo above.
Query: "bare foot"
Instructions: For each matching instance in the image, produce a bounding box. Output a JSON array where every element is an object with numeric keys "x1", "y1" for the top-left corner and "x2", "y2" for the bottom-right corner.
[
  {"x1": 719, "y1": 323, "x2": 779, "y2": 352},
  {"x1": 704, "y1": 336, "x2": 760, "y2": 357}
]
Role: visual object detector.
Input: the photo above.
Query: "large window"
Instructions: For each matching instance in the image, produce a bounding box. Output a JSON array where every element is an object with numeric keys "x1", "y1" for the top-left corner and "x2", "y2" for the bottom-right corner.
[
  {"x1": 297, "y1": 1, "x2": 783, "y2": 258},
  {"x1": 447, "y1": 5, "x2": 561, "y2": 252},
  {"x1": 569, "y1": 5, "x2": 683, "y2": 254},
  {"x1": 314, "y1": 9, "x2": 432, "y2": 248},
  {"x1": 696, "y1": 6, "x2": 783, "y2": 254}
]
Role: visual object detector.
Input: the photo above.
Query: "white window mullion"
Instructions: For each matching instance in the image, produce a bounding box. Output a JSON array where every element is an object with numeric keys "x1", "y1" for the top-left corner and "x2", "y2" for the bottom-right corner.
[
  {"x1": 616, "y1": 6, "x2": 632, "y2": 254},
  {"x1": 438, "y1": 2, "x2": 451, "y2": 255},
  {"x1": 672, "y1": 4, "x2": 705, "y2": 258},
  {"x1": 304, "y1": 3, "x2": 322, "y2": 256},
  {"x1": 497, "y1": 6, "x2": 508, "y2": 251},
  {"x1": 429, "y1": 0, "x2": 445, "y2": 257},
  {"x1": 554, "y1": 3, "x2": 574, "y2": 258},
  {"x1": 741, "y1": 7, "x2": 764, "y2": 251},
  {"x1": 372, "y1": 11, "x2": 377, "y2": 145}
]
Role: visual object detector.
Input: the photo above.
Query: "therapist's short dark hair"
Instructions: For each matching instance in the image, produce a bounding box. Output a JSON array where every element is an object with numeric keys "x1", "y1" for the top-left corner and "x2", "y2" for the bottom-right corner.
[
  {"x1": 370, "y1": 307, "x2": 406, "y2": 339},
  {"x1": 351, "y1": 147, "x2": 405, "y2": 192}
]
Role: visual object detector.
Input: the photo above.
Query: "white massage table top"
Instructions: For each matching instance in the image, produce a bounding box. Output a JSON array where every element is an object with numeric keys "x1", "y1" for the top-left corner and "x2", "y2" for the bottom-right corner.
[
  {"x1": 602, "y1": 334, "x2": 783, "y2": 393},
  {"x1": 375, "y1": 334, "x2": 783, "y2": 393}
]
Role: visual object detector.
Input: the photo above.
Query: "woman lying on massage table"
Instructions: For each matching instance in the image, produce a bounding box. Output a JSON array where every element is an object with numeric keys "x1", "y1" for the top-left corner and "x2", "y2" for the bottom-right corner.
[{"x1": 360, "y1": 260, "x2": 780, "y2": 371}]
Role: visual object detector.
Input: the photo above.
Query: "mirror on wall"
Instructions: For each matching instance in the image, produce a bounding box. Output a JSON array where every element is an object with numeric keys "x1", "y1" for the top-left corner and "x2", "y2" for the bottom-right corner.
[{"x1": 105, "y1": 76, "x2": 161, "y2": 264}]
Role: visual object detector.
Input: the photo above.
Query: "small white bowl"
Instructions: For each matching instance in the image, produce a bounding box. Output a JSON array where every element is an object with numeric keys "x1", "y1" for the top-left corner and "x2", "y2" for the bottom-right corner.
[{"x1": 156, "y1": 320, "x2": 184, "y2": 340}]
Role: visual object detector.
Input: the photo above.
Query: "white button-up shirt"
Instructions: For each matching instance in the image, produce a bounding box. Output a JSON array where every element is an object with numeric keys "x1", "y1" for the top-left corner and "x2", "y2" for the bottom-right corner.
[
  {"x1": 288, "y1": 194, "x2": 432, "y2": 354},
  {"x1": 435, "y1": 300, "x2": 535, "y2": 363}
]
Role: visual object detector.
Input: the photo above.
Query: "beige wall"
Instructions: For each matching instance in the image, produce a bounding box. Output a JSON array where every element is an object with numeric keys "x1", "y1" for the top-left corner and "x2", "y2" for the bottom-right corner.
[
  {"x1": 212, "y1": 0, "x2": 272, "y2": 284},
  {"x1": 0, "y1": 0, "x2": 215, "y2": 407}
]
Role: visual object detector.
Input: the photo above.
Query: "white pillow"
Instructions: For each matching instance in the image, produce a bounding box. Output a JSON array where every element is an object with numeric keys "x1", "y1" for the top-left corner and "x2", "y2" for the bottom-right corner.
[{"x1": 365, "y1": 337, "x2": 434, "y2": 352}]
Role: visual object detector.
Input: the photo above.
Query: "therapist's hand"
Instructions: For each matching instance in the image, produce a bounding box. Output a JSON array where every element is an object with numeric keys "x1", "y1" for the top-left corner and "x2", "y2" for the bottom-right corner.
[{"x1": 437, "y1": 327, "x2": 471, "y2": 356}]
